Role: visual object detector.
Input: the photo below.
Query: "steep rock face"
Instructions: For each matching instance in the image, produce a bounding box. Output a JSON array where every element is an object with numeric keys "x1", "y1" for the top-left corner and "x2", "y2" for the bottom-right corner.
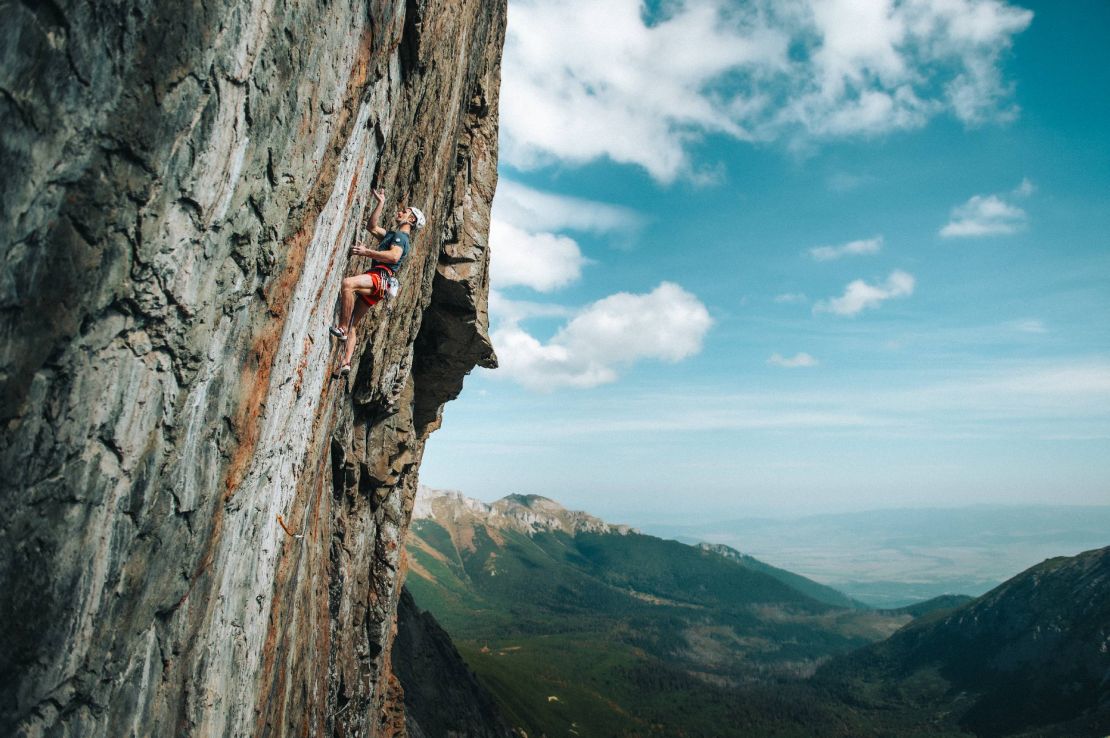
[
  {"x1": 0, "y1": 1, "x2": 504, "y2": 736},
  {"x1": 392, "y1": 588, "x2": 515, "y2": 738}
]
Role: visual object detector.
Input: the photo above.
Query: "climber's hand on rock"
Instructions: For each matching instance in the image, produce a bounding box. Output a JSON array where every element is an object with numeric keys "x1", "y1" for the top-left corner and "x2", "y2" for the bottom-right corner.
[
  {"x1": 351, "y1": 245, "x2": 372, "y2": 257},
  {"x1": 372, "y1": 189, "x2": 386, "y2": 204}
]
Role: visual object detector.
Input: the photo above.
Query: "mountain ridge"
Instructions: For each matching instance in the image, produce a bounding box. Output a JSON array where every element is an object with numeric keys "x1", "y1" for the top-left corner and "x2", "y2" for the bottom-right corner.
[
  {"x1": 695, "y1": 541, "x2": 866, "y2": 610},
  {"x1": 818, "y1": 545, "x2": 1110, "y2": 737},
  {"x1": 414, "y1": 485, "x2": 639, "y2": 538}
]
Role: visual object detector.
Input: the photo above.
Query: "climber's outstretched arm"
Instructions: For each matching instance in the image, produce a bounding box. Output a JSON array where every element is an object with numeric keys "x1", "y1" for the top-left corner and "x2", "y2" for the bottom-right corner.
[
  {"x1": 367, "y1": 188, "x2": 388, "y2": 238},
  {"x1": 351, "y1": 243, "x2": 403, "y2": 263}
]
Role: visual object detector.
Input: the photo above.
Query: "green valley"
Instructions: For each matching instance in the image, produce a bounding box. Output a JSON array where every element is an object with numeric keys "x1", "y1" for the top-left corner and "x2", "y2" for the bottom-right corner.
[
  {"x1": 404, "y1": 489, "x2": 912, "y2": 736},
  {"x1": 401, "y1": 489, "x2": 1110, "y2": 738}
]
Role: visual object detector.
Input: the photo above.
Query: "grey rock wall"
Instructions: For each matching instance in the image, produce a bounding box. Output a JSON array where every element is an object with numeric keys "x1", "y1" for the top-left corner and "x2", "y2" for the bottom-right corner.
[
  {"x1": 393, "y1": 588, "x2": 515, "y2": 738},
  {"x1": 0, "y1": 0, "x2": 504, "y2": 735}
]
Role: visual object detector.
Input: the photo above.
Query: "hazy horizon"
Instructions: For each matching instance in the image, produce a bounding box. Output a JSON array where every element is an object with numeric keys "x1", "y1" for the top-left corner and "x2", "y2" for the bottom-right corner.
[
  {"x1": 418, "y1": 484, "x2": 1110, "y2": 606},
  {"x1": 419, "y1": 482, "x2": 1110, "y2": 527}
]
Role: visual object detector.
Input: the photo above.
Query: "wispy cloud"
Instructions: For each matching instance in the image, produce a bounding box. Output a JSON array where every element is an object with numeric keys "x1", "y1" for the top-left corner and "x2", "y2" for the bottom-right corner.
[
  {"x1": 585, "y1": 409, "x2": 882, "y2": 434},
  {"x1": 826, "y1": 172, "x2": 875, "y2": 193},
  {"x1": 940, "y1": 178, "x2": 1034, "y2": 237},
  {"x1": 1010, "y1": 318, "x2": 1047, "y2": 334},
  {"x1": 814, "y1": 270, "x2": 915, "y2": 316},
  {"x1": 969, "y1": 364, "x2": 1110, "y2": 397},
  {"x1": 774, "y1": 292, "x2": 808, "y2": 304},
  {"x1": 491, "y1": 283, "x2": 713, "y2": 390},
  {"x1": 1013, "y1": 177, "x2": 1035, "y2": 197},
  {"x1": 488, "y1": 290, "x2": 573, "y2": 324},
  {"x1": 518, "y1": 360, "x2": 1110, "y2": 438},
  {"x1": 503, "y1": 0, "x2": 1033, "y2": 181},
  {"x1": 768, "y1": 352, "x2": 818, "y2": 368},
  {"x1": 489, "y1": 180, "x2": 642, "y2": 291},
  {"x1": 810, "y1": 235, "x2": 883, "y2": 261},
  {"x1": 493, "y1": 179, "x2": 644, "y2": 235}
]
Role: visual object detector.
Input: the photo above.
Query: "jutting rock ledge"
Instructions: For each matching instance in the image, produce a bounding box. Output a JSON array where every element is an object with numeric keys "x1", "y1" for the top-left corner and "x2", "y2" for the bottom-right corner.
[{"x1": 0, "y1": 0, "x2": 505, "y2": 735}]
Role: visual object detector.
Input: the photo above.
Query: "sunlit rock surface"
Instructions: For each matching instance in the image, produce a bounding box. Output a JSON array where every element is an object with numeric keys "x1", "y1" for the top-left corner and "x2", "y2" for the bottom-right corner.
[{"x1": 0, "y1": 1, "x2": 504, "y2": 734}]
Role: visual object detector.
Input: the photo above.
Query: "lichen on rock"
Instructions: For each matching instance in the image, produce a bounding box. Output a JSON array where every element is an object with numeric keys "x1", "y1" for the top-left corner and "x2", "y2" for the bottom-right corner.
[{"x1": 0, "y1": 0, "x2": 505, "y2": 735}]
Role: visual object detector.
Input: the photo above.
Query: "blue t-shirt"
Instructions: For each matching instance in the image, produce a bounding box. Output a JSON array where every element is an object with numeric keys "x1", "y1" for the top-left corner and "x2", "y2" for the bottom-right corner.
[{"x1": 374, "y1": 230, "x2": 410, "y2": 272}]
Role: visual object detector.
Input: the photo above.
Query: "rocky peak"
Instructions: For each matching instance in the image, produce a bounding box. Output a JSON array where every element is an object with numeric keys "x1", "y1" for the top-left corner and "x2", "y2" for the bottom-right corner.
[
  {"x1": 415, "y1": 486, "x2": 637, "y2": 537},
  {"x1": 697, "y1": 541, "x2": 754, "y2": 561}
]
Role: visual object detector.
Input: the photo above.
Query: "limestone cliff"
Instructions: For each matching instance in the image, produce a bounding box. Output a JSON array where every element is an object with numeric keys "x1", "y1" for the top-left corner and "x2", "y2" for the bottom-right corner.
[{"x1": 0, "y1": 0, "x2": 504, "y2": 735}]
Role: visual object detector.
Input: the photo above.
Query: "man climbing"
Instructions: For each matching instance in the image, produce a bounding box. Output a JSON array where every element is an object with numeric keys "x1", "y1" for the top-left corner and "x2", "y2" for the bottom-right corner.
[{"x1": 330, "y1": 188, "x2": 425, "y2": 376}]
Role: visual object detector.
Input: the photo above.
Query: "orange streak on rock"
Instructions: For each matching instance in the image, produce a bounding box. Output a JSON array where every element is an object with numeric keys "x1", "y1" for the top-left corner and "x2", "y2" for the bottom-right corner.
[{"x1": 248, "y1": 26, "x2": 376, "y2": 735}]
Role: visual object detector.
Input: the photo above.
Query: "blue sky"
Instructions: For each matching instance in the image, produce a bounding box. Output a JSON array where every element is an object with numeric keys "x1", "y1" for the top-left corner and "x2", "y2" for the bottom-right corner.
[{"x1": 421, "y1": 0, "x2": 1110, "y2": 523}]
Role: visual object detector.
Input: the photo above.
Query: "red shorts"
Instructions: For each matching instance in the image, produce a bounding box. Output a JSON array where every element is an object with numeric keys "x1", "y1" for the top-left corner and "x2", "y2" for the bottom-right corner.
[{"x1": 359, "y1": 267, "x2": 391, "y2": 307}]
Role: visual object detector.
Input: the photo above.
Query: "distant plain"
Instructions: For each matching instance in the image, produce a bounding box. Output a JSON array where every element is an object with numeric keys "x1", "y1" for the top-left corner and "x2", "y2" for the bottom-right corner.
[{"x1": 643, "y1": 505, "x2": 1110, "y2": 607}]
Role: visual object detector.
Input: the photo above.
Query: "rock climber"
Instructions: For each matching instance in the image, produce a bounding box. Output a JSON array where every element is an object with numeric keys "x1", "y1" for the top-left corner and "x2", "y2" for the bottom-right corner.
[{"x1": 330, "y1": 188, "x2": 425, "y2": 376}]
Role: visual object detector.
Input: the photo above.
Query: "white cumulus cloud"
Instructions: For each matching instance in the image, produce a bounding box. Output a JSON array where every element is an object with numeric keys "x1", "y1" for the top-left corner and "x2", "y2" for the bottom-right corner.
[
  {"x1": 940, "y1": 195, "x2": 1026, "y2": 237},
  {"x1": 768, "y1": 352, "x2": 818, "y2": 368},
  {"x1": 815, "y1": 270, "x2": 916, "y2": 316},
  {"x1": 502, "y1": 0, "x2": 1033, "y2": 181},
  {"x1": 489, "y1": 220, "x2": 587, "y2": 292},
  {"x1": 940, "y1": 178, "x2": 1033, "y2": 237},
  {"x1": 809, "y1": 235, "x2": 884, "y2": 261},
  {"x1": 491, "y1": 282, "x2": 713, "y2": 390}
]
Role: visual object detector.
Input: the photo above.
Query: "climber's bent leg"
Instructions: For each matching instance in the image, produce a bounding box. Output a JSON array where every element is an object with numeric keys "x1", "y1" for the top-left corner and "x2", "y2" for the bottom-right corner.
[
  {"x1": 340, "y1": 299, "x2": 371, "y2": 372},
  {"x1": 335, "y1": 273, "x2": 378, "y2": 338}
]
